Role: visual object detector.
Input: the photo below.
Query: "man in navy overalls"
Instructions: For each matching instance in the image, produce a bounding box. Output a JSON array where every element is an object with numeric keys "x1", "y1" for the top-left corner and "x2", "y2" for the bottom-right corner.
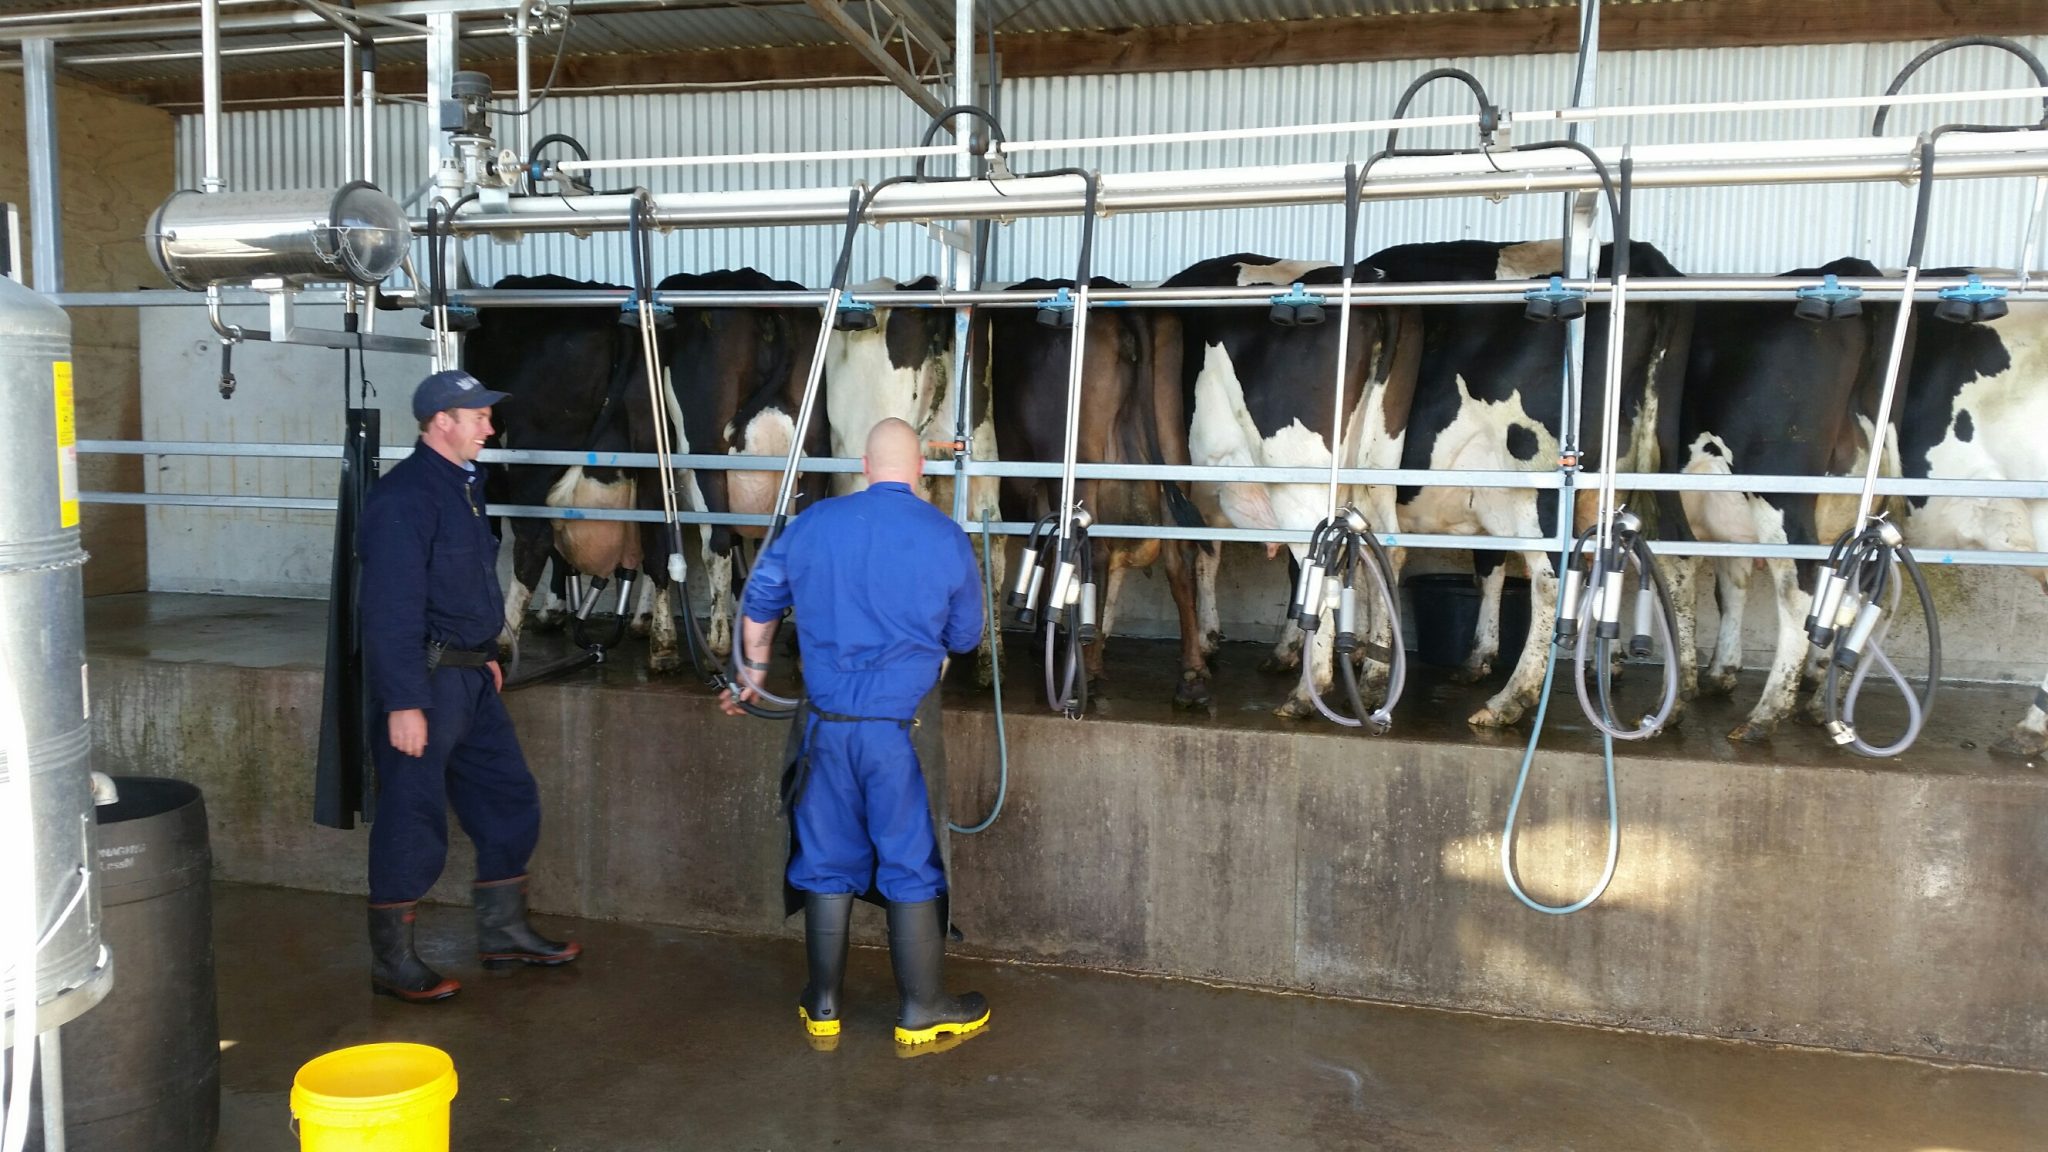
[
  {"x1": 357, "y1": 369, "x2": 581, "y2": 1003},
  {"x1": 722, "y1": 418, "x2": 989, "y2": 1045}
]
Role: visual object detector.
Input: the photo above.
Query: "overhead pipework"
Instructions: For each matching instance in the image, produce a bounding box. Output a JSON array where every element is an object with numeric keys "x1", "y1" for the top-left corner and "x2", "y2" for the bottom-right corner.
[{"x1": 146, "y1": 184, "x2": 410, "y2": 294}]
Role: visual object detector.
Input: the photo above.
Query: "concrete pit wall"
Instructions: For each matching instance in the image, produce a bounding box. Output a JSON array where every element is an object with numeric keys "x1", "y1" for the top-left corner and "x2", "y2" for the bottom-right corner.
[{"x1": 84, "y1": 617, "x2": 2048, "y2": 1072}]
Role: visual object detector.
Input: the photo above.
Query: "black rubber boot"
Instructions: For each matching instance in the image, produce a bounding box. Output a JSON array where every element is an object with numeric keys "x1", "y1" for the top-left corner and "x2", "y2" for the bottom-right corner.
[
  {"x1": 886, "y1": 898, "x2": 989, "y2": 1045},
  {"x1": 799, "y1": 892, "x2": 854, "y2": 1039},
  {"x1": 369, "y1": 902, "x2": 460, "y2": 1003},
  {"x1": 474, "y1": 876, "x2": 582, "y2": 967}
]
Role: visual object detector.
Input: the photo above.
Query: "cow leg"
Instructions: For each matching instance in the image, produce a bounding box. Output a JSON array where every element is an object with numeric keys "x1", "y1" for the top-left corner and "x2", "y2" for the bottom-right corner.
[
  {"x1": 531, "y1": 554, "x2": 570, "y2": 630},
  {"x1": 1704, "y1": 557, "x2": 1750, "y2": 696},
  {"x1": 1662, "y1": 552, "x2": 1702, "y2": 707},
  {"x1": 1730, "y1": 557, "x2": 1806, "y2": 744},
  {"x1": 1355, "y1": 544, "x2": 1408, "y2": 705},
  {"x1": 704, "y1": 539, "x2": 736, "y2": 660},
  {"x1": 1165, "y1": 539, "x2": 1214, "y2": 712},
  {"x1": 1195, "y1": 543, "x2": 1224, "y2": 657},
  {"x1": 1469, "y1": 554, "x2": 1557, "y2": 729},
  {"x1": 1454, "y1": 555, "x2": 1508, "y2": 684},
  {"x1": 1096, "y1": 563, "x2": 1129, "y2": 669},
  {"x1": 498, "y1": 518, "x2": 554, "y2": 663}
]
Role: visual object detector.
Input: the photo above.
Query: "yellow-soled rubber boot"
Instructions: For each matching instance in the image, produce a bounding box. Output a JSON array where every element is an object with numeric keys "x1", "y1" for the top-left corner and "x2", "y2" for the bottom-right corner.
[
  {"x1": 886, "y1": 898, "x2": 990, "y2": 1046},
  {"x1": 798, "y1": 892, "x2": 854, "y2": 1043}
]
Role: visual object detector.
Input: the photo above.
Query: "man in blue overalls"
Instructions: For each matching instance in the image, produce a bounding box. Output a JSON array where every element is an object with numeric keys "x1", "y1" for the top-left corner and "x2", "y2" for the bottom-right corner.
[
  {"x1": 357, "y1": 369, "x2": 581, "y2": 1003},
  {"x1": 721, "y1": 417, "x2": 989, "y2": 1045}
]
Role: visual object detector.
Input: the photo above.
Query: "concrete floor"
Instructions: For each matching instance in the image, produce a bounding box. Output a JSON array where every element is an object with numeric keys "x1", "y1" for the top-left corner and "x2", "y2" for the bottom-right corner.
[{"x1": 215, "y1": 883, "x2": 2048, "y2": 1152}]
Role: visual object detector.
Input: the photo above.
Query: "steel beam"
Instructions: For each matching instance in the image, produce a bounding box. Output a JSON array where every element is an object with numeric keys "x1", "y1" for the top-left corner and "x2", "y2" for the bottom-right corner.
[
  {"x1": 804, "y1": 0, "x2": 948, "y2": 121},
  {"x1": 22, "y1": 37, "x2": 60, "y2": 293}
]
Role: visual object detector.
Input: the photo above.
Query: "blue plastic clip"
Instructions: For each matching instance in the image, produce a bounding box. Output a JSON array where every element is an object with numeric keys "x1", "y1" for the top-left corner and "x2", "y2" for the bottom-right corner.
[
  {"x1": 1523, "y1": 275, "x2": 1587, "y2": 322},
  {"x1": 834, "y1": 295, "x2": 878, "y2": 332},
  {"x1": 1035, "y1": 285, "x2": 1076, "y2": 327},
  {"x1": 1936, "y1": 273, "x2": 2009, "y2": 324},
  {"x1": 1794, "y1": 273, "x2": 1865, "y2": 321},
  {"x1": 1270, "y1": 281, "x2": 1326, "y2": 310}
]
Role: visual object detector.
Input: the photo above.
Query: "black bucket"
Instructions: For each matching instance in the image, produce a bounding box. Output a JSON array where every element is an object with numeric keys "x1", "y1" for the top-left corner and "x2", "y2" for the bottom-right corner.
[
  {"x1": 1405, "y1": 573, "x2": 1531, "y2": 669},
  {"x1": 29, "y1": 776, "x2": 219, "y2": 1152}
]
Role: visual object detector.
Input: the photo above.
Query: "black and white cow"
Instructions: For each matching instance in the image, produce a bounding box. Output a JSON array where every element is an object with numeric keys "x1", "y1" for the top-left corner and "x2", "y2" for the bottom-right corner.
[
  {"x1": 985, "y1": 277, "x2": 1214, "y2": 708},
  {"x1": 1898, "y1": 283, "x2": 2048, "y2": 757},
  {"x1": 1168, "y1": 242, "x2": 1693, "y2": 725},
  {"x1": 824, "y1": 276, "x2": 1005, "y2": 685},
  {"x1": 470, "y1": 274, "x2": 682, "y2": 671},
  {"x1": 1671, "y1": 258, "x2": 1901, "y2": 743},
  {"x1": 658, "y1": 268, "x2": 832, "y2": 658}
]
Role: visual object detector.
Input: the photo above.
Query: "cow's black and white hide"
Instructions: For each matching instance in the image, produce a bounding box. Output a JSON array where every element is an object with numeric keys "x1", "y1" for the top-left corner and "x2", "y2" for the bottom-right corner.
[
  {"x1": 1668, "y1": 257, "x2": 1900, "y2": 743},
  {"x1": 1168, "y1": 241, "x2": 1692, "y2": 727},
  {"x1": 1160, "y1": 254, "x2": 1413, "y2": 718},
  {"x1": 1364, "y1": 239, "x2": 1696, "y2": 728},
  {"x1": 659, "y1": 268, "x2": 831, "y2": 658},
  {"x1": 1898, "y1": 282, "x2": 2048, "y2": 757},
  {"x1": 470, "y1": 273, "x2": 681, "y2": 671},
  {"x1": 985, "y1": 277, "x2": 1214, "y2": 709},
  {"x1": 824, "y1": 276, "x2": 1005, "y2": 685}
]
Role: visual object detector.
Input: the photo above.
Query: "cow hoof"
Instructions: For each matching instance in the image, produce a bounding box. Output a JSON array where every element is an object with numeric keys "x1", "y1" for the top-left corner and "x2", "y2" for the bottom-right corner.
[
  {"x1": 1200, "y1": 629, "x2": 1224, "y2": 657},
  {"x1": 1701, "y1": 670, "x2": 1739, "y2": 697},
  {"x1": 1273, "y1": 694, "x2": 1316, "y2": 720},
  {"x1": 1467, "y1": 699, "x2": 1527, "y2": 729},
  {"x1": 647, "y1": 646, "x2": 683, "y2": 675},
  {"x1": 1991, "y1": 729, "x2": 2048, "y2": 759},
  {"x1": 528, "y1": 609, "x2": 566, "y2": 632},
  {"x1": 1173, "y1": 671, "x2": 1214, "y2": 713},
  {"x1": 629, "y1": 613, "x2": 653, "y2": 638},
  {"x1": 1728, "y1": 720, "x2": 1776, "y2": 745},
  {"x1": 975, "y1": 658, "x2": 996, "y2": 690}
]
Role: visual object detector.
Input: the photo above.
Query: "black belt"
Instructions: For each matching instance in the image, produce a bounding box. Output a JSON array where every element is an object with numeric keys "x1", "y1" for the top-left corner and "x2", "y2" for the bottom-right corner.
[
  {"x1": 426, "y1": 641, "x2": 493, "y2": 673},
  {"x1": 782, "y1": 702, "x2": 916, "y2": 816}
]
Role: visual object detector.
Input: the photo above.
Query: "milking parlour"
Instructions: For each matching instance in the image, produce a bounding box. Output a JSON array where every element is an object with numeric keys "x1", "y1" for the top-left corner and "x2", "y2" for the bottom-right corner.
[{"x1": 5, "y1": 2, "x2": 2048, "y2": 1149}]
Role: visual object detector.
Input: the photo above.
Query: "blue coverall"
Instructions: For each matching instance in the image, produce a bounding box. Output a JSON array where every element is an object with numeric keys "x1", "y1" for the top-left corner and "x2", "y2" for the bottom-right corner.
[
  {"x1": 359, "y1": 440, "x2": 540, "y2": 905},
  {"x1": 743, "y1": 481, "x2": 984, "y2": 902}
]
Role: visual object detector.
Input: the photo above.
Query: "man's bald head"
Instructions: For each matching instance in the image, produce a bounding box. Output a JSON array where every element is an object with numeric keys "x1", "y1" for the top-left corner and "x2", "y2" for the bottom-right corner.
[{"x1": 863, "y1": 418, "x2": 924, "y2": 487}]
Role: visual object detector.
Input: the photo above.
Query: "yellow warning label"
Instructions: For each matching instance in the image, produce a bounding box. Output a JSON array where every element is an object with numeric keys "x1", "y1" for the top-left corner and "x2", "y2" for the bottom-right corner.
[{"x1": 54, "y1": 360, "x2": 78, "y2": 528}]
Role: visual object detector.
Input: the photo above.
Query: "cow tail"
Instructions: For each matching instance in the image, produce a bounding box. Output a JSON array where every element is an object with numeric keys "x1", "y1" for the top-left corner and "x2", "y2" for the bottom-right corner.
[{"x1": 1131, "y1": 311, "x2": 1215, "y2": 556}]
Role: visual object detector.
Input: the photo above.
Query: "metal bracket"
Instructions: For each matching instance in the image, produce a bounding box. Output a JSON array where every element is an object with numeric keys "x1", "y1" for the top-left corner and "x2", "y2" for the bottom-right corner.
[{"x1": 803, "y1": 0, "x2": 954, "y2": 121}]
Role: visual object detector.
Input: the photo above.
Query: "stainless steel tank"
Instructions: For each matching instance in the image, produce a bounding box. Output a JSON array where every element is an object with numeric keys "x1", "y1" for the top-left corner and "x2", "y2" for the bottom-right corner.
[
  {"x1": 146, "y1": 182, "x2": 409, "y2": 291},
  {"x1": 0, "y1": 273, "x2": 109, "y2": 1042}
]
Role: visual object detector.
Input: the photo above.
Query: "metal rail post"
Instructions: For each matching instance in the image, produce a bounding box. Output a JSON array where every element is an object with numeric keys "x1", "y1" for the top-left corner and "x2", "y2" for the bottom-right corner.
[{"x1": 23, "y1": 38, "x2": 61, "y2": 294}]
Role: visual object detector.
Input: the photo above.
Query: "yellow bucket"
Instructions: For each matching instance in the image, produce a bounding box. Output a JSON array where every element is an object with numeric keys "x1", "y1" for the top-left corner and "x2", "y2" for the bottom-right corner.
[{"x1": 291, "y1": 1043, "x2": 459, "y2": 1152}]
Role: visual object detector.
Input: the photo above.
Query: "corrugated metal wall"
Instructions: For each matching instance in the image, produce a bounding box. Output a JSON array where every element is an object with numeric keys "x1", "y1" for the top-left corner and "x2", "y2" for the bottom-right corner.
[{"x1": 177, "y1": 35, "x2": 2048, "y2": 287}]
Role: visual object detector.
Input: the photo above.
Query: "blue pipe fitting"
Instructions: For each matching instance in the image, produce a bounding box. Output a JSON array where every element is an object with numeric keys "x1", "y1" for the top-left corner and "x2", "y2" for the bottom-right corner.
[
  {"x1": 1794, "y1": 273, "x2": 1865, "y2": 322},
  {"x1": 1523, "y1": 276, "x2": 1586, "y2": 323},
  {"x1": 833, "y1": 296, "x2": 878, "y2": 332},
  {"x1": 1936, "y1": 274, "x2": 2010, "y2": 324},
  {"x1": 1268, "y1": 282, "x2": 1327, "y2": 327},
  {"x1": 1035, "y1": 285, "x2": 1076, "y2": 328}
]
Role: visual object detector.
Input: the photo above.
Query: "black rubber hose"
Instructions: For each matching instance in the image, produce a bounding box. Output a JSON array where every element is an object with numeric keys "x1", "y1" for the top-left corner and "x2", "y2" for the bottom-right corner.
[{"x1": 1872, "y1": 36, "x2": 2048, "y2": 136}]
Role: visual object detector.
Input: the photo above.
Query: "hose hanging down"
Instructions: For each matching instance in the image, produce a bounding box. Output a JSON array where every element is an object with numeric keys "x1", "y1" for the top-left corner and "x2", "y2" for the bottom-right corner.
[
  {"x1": 1293, "y1": 505, "x2": 1406, "y2": 733},
  {"x1": 1797, "y1": 35, "x2": 2048, "y2": 754}
]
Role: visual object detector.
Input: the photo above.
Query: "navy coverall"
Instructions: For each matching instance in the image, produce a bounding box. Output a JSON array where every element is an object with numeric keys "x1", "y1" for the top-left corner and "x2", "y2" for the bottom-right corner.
[
  {"x1": 744, "y1": 481, "x2": 984, "y2": 902},
  {"x1": 359, "y1": 440, "x2": 540, "y2": 905}
]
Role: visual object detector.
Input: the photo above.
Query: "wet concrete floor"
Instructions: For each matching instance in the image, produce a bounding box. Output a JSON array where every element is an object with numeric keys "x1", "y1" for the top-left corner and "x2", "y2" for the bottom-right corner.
[{"x1": 214, "y1": 882, "x2": 2048, "y2": 1152}]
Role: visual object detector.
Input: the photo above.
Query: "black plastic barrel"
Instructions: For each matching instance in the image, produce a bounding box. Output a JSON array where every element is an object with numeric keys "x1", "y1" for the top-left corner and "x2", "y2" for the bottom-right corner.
[
  {"x1": 1405, "y1": 573, "x2": 1531, "y2": 669},
  {"x1": 29, "y1": 776, "x2": 219, "y2": 1152}
]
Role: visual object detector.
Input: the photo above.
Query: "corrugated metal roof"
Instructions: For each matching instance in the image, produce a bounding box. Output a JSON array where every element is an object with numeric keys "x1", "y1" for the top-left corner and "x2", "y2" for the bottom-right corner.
[{"x1": 34, "y1": 0, "x2": 1629, "y2": 85}]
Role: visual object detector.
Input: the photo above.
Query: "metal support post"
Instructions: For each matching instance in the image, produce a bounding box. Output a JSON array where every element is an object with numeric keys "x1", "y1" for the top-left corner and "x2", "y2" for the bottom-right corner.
[
  {"x1": 39, "y1": 1026, "x2": 67, "y2": 1152},
  {"x1": 22, "y1": 37, "x2": 61, "y2": 293},
  {"x1": 947, "y1": 0, "x2": 976, "y2": 525},
  {"x1": 513, "y1": 0, "x2": 533, "y2": 164},
  {"x1": 200, "y1": 0, "x2": 224, "y2": 191},
  {"x1": 426, "y1": 11, "x2": 458, "y2": 191}
]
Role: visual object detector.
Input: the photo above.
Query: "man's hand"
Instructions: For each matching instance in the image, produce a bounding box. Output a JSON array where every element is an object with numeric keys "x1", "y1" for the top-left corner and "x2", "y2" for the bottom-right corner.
[
  {"x1": 389, "y1": 709, "x2": 428, "y2": 757},
  {"x1": 717, "y1": 682, "x2": 759, "y2": 718},
  {"x1": 487, "y1": 659, "x2": 503, "y2": 693}
]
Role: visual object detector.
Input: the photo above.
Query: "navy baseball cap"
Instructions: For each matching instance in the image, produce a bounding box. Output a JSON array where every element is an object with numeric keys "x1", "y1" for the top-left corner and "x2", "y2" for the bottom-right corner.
[{"x1": 412, "y1": 369, "x2": 510, "y2": 423}]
